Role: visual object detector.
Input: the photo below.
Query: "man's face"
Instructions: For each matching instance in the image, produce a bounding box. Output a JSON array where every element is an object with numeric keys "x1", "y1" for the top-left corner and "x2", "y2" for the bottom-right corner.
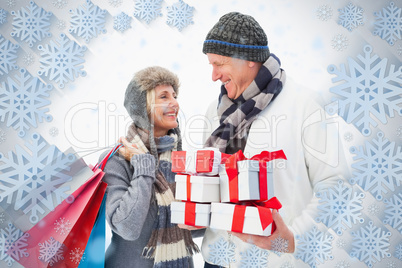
[{"x1": 207, "y1": 53, "x2": 254, "y2": 99}]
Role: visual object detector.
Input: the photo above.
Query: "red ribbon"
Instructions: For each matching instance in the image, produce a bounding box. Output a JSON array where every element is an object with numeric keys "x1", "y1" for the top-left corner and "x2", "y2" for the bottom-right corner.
[
  {"x1": 184, "y1": 202, "x2": 196, "y2": 226},
  {"x1": 225, "y1": 150, "x2": 287, "y2": 202},
  {"x1": 231, "y1": 197, "x2": 282, "y2": 233},
  {"x1": 186, "y1": 174, "x2": 192, "y2": 201}
]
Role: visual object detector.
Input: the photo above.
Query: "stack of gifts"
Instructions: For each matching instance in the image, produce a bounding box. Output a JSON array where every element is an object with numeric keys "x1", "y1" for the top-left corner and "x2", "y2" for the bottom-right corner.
[{"x1": 171, "y1": 147, "x2": 287, "y2": 237}]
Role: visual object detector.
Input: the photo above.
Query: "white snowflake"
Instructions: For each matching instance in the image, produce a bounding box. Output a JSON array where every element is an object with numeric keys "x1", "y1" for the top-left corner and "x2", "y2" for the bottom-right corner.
[
  {"x1": 295, "y1": 226, "x2": 333, "y2": 268},
  {"x1": 373, "y1": 2, "x2": 402, "y2": 46},
  {"x1": 38, "y1": 237, "x2": 64, "y2": 266},
  {"x1": 109, "y1": 0, "x2": 123, "y2": 8},
  {"x1": 335, "y1": 260, "x2": 350, "y2": 268},
  {"x1": 316, "y1": 180, "x2": 365, "y2": 235},
  {"x1": 208, "y1": 237, "x2": 236, "y2": 266},
  {"x1": 0, "y1": 9, "x2": 7, "y2": 24},
  {"x1": 49, "y1": 127, "x2": 59, "y2": 137},
  {"x1": 166, "y1": 0, "x2": 194, "y2": 32},
  {"x1": 350, "y1": 221, "x2": 391, "y2": 267},
  {"x1": 7, "y1": 232, "x2": 29, "y2": 262},
  {"x1": 52, "y1": 0, "x2": 68, "y2": 9},
  {"x1": 38, "y1": 33, "x2": 87, "y2": 89},
  {"x1": 336, "y1": 238, "x2": 346, "y2": 248},
  {"x1": 397, "y1": 126, "x2": 402, "y2": 138},
  {"x1": 69, "y1": 247, "x2": 85, "y2": 264},
  {"x1": 0, "y1": 34, "x2": 19, "y2": 75},
  {"x1": 10, "y1": 1, "x2": 52, "y2": 48},
  {"x1": 280, "y1": 261, "x2": 294, "y2": 268},
  {"x1": 344, "y1": 132, "x2": 353, "y2": 142},
  {"x1": 316, "y1": 5, "x2": 332, "y2": 21},
  {"x1": 338, "y1": 2, "x2": 364, "y2": 32},
  {"x1": 398, "y1": 44, "x2": 402, "y2": 56},
  {"x1": 22, "y1": 52, "x2": 35, "y2": 66},
  {"x1": 349, "y1": 132, "x2": 402, "y2": 201},
  {"x1": 239, "y1": 245, "x2": 268, "y2": 267},
  {"x1": 69, "y1": 0, "x2": 107, "y2": 43},
  {"x1": 383, "y1": 193, "x2": 401, "y2": 233},
  {"x1": 368, "y1": 203, "x2": 380, "y2": 216},
  {"x1": 387, "y1": 261, "x2": 397, "y2": 268},
  {"x1": 328, "y1": 45, "x2": 402, "y2": 136},
  {"x1": 0, "y1": 133, "x2": 76, "y2": 224},
  {"x1": 271, "y1": 236, "x2": 289, "y2": 255},
  {"x1": 0, "y1": 68, "x2": 53, "y2": 137},
  {"x1": 0, "y1": 213, "x2": 4, "y2": 224},
  {"x1": 133, "y1": 0, "x2": 163, "y2": 24},
  {"x1": 114, "y1": 12, "x2": 132, "y2": 32},
  {"x1": 54, "y1": 217, "x2": 71, "y2": 235},
  {"x1": 0, "y1": 129, "x2": 5, "y2": 144},
  {"x1": 56, "y1": 20, "x2": 66, "y2": 30},
  {"x1": 0, "y1": 223, "x2": 29, "y2": 266},
  {"x1": 331, "y1": 34, "x2": 349, "y2": 51},
  {"x1": 395, "y1": 243, "x2": 402, "y2": 260},
  {"x1": 7, "y1": 0, "x2": 16, "y2": 9}
]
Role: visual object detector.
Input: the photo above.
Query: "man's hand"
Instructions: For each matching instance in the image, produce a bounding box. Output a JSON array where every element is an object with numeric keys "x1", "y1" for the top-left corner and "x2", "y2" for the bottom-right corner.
[{"x1": 230, "y1": 209, "x2": 295, "y2": 253}]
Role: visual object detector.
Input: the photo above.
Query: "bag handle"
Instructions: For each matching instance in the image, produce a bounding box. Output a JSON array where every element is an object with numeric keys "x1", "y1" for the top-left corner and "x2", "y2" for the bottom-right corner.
[{"x1": 93, "y1": 143, "x2": 123, "y2": 171}]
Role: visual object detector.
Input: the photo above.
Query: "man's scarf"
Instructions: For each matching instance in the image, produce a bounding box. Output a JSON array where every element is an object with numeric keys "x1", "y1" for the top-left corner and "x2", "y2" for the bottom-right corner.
[
  {"x1": 126, "y1": 123, "x2": 199, "y2": 267},
  {"x1": 204, "y1": 54, "x2": 286, "y2": 152}
]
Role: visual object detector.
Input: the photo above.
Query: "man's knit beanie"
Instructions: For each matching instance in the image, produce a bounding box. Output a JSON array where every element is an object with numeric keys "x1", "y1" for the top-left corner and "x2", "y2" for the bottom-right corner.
[{"x1": 203, "y1": 12, "x2": 270, "y2": 62}]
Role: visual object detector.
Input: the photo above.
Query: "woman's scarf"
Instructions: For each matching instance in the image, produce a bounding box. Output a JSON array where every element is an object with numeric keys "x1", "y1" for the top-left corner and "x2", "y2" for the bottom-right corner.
[
  {"x1": 126, "y1": 123, "x2": 198, "y2": 267},
  {"x1": 204, "y1": 54, "x2": 286, "y2": 152}
]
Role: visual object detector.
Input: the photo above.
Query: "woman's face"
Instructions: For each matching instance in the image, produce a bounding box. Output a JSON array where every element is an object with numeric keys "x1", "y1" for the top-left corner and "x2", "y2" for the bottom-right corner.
[{"x1": 151, "y1": 84, "x2": 179, "y2": 137}]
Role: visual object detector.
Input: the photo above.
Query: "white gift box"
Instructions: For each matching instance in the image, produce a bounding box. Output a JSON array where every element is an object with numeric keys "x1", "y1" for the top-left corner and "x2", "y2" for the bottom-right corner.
[
  {"x1": 175, "y1": 174, "x2": 220, "y2": 203},
  {"x1": 210, "y1": 202, "x2": 273, "y2": 236},
  {"x1": 171, "y1": 201, "x2": 211, "y2": 227},
  {"x1": 219, "y1": 160, "x2": 274, "y2": 202}
]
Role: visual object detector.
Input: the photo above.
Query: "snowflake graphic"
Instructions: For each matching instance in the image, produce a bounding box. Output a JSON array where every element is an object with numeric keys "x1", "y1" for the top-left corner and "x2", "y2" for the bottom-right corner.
[
  {"x1": 295, "y1": 226, "x2": 333, "y2": 268},
  {"x1": 387, "y1": 261, "x2": 397, "y2": 268},
  {"x1": 69, "y1": 0, "x2": 107, "y2": 43},
  {"x1": 336, "y1": 238, "x2": 346, "y2": 249},
  {"x1": 350, "y1": 221, "x2": 391, "y2": 267},
  {"x1": 10, "y1": 1, "x2": 52, "y2": 48},
  {"x1": 335, "y1": 260, "x2": 350, "y2": 268},
  {"x1": 344, "y1": 132, "x2": 353, "y2": 142},
  {"x1": 239, "y1": 245, "x2": 268, "y2": 267},
  {"x1": 8, "y1": 232, "x2": 29, "y2": 263},
  {"x1": 69, "y1": 247, "x2": 85, "y2": 264},
  {"x1": 383, "y1": 193, "x2": 401, "y2": 233},
  {"x1": 52, "y1": 0, "x2": 68, "y2": 9},
  {"x1": 109, "y1": 0, "x2": 123, "y2": 8},
  {"x1": 0, "y1": 133, "x2": 76, "y2": 224},
  {"x1": 49, "y1": 126, "x2": 59, "y2": 137},
  {"x1": 373, "y1": 2, "x2": 402, "y2": 46},
  {"x1": 166, "y1": 0, "x2": 194, "y2": 31},
  {"x1": 397, "y1": 126, "x2": 402, "y2": 138},
  {"x1": 0, "y1": 213, "x2": 4, "y2": 224},
  {"x1": 271, "y1": 236, "x2": 289, "y2": 255},
  {"x1": 331, "y1": 34, "x2": 349, "y2": 51},
  {"x1": 0, "y1": 68, "x2": 53, "y2": 137},
  {"x1": 38, "y1": 237, "x2": 64, "y2": 266},
  {"x1": 37, "y1": 33, "x2": 87, "y2": 89},
  {"x1": 54, "y1": 217, "x2": 71, "y2": 235},
  {"x1": 0, "y1": 223, "x2": 29, "y2": 266},
  {"x1": 328, "y1": 45, "x2": 402, "y2": 136},
  {"x1": 133, "y1": 0, "x2": 163, "y2": 24},
  {"x1": 0, "y1": 34, "x2": 19, "y2": 76},
  {"x1": 349, "y1": 132, "x2": 402, "y2": 200},
  {"x1": 395, "y1": 243, "x2": 402, "y2": 260},
  {"x1": 0, "y1": 9, "x2": 7, "y2": 24},
  {"x1": 56, "y1": 20, "x2": 66, "y2": 30},
  {"x1": 208, "y1": 237, "x2": 236, "y2": 266},
  {"x1": 316, "y1": 180, "x2": 365, "y2": 235},
  {"x1": 316, "y1": 5, "x2": 333, "y2": 21},
  {"x1": 368, "y1": 203, "x2": 380, "y2": 215},
  {"x1": 114, "y1": 12, "x2": 132, "y2": 32},
  {"x1": 22, "y1": 52, "x2": 35, "y2": 66},
  {"x1": 398, "y1": 44, "x2": 402, "y2": 56},
  {"x1": 0, "y1": 129, "x2": 6, "y2": 144},
  {"x1": 280, "y1": 262, "x2": 294, "y2": 268},
  {"x1": 338, "y1": 2, "x2": 364, "y2": 32},
  {"x1": 7, "y1": 0, "x2": 16, "y2": 9}
]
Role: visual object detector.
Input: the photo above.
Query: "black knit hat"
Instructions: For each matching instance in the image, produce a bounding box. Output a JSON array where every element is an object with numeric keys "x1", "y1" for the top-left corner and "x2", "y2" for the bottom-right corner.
[{"x1": 203, "y1": 12, "x2": 270, "y2": 62}]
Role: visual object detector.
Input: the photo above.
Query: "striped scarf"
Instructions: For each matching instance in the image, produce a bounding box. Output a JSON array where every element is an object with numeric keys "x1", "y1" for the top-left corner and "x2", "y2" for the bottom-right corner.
[
  {"x1": 126, "y1": 123, "x2": 199, "y2": 267},
  {"x1": 204, "y1": 54, "x2": 286, "y2": 152}
]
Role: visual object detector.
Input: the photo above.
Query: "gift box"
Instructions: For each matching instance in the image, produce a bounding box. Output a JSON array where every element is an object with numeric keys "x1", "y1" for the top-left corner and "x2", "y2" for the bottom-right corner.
[
  {"x1": 171, "y1": 147, "x2": 230, "y2": 175},
  {"x1": 175, "y1": 174, "x2": 220, "y2": 203},
  {"x1": 171, "y1": 201, "x2": 211, "y2": 227},
  {"x1": 209, "y1": 198, "x2": 281, "y2": 236}
]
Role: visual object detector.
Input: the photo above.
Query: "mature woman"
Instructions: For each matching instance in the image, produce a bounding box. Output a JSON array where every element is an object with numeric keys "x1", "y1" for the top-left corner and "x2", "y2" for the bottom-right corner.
[{"x1": 102, "y1": 66, "x2": 199, "y2": 267}]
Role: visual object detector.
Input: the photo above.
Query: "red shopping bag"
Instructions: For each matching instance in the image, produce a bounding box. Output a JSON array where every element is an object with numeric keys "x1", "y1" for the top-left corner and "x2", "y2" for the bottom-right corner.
[{"x1": 8, "y1": 144, "x2": 122, "y2": 268}]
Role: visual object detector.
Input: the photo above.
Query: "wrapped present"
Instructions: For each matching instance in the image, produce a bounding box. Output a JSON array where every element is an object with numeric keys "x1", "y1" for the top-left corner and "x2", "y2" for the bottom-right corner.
[
  {"x1": 171, "y1": 201, "x2": 211, "y2": 227},
  {"x1": 209, "y1": 198, "x2": 282, "y2": 236},
  {"x1": 220, "y1": 150, "x2": 286, "y2": 202},
  {"x1": 175, "y1": 174, "x2": 220, "y2": 203},
  {"x1": 171, "y1": 147, "x2": 230, "y2": 175}
]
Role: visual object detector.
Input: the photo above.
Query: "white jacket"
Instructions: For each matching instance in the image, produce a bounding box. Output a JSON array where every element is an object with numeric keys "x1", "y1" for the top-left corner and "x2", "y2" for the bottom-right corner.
[{"x1": 201, "y1": 78, "x2": 351, "y2": 267}]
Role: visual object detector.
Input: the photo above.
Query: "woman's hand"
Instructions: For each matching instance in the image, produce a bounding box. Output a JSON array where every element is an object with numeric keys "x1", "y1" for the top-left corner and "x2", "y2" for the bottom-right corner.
[{"x1": 118, "y1": 137, "x2": 147, "y2": 161}]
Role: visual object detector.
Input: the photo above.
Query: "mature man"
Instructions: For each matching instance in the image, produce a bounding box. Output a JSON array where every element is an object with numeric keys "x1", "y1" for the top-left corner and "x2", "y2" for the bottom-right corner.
[{"x1": 200, "y1": 12, "x2": 350, "y2": 267}]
